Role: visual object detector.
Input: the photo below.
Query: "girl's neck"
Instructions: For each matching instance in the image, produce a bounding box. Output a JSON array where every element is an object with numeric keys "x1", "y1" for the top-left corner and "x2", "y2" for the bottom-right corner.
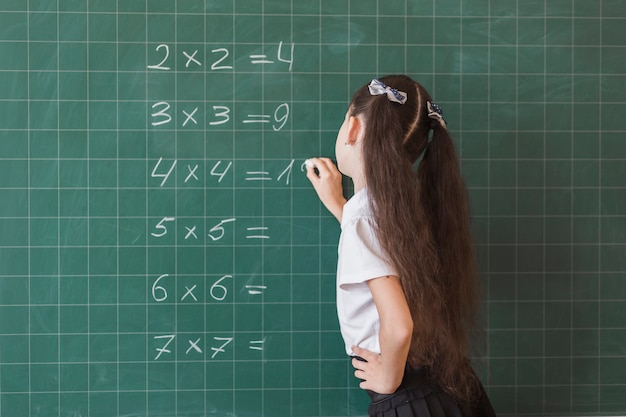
[{"x1": 352, "y1": 175, "x2": 366, "y2": 195}]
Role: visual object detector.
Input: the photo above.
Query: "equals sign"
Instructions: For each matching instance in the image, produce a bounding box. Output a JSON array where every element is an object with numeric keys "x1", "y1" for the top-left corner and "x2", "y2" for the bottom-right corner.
[
  {"x1": 243, "y1": 114, "x2": 270, "y2": 124},
  {"x1": 245, "y1": 285, "x2": 267, "y2": 295},
  {"x1": 246, "y1": 227, "x2": 269, "y2": 239},
  {"x1": 249, "y1": 339, "x2": 265, "y2": 351},
  {"x1": 250, "y1": 54, "x2": 273, "y2": 65},
  {"x1": 245, "y1": 171, "x2": 271, "y2": 181}
]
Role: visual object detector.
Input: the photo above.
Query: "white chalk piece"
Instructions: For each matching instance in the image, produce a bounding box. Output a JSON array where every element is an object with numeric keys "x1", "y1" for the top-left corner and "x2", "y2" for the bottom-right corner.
[{"x1": 305, "y1": 159, "x2": 314, "y2": 168}]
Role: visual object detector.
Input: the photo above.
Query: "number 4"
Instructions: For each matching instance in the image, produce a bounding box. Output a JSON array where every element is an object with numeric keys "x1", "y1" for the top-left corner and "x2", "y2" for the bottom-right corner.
[
  {"x1": 151, "y1": 157, "x2": 177, "y2": 187},
  {"x1": 277, "y1": 41, "x2": 294, "y2": 71},
  {"x1": 209, "y1": 161, "x2": 232, "y2": 183}
]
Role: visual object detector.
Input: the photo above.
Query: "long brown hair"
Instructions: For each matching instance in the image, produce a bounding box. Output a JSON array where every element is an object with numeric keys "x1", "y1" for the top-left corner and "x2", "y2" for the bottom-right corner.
[{"x1": 349, "y1": 75, "x2": 481, "y2": 401}]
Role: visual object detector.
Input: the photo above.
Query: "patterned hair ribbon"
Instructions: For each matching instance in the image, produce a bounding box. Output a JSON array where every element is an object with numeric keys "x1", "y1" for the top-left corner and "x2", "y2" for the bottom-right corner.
[
  {"x1": 368, "y1": 78, "x2": 408, "y2": 104},
  {"x1": 427, "y1": 101, "x2": 447, "y2": 129}
]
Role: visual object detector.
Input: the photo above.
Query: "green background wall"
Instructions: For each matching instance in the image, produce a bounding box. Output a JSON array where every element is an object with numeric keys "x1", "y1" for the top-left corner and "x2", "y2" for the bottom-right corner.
[{"x1": 0, "y1": 0, "x2": 624, "y2": 416}]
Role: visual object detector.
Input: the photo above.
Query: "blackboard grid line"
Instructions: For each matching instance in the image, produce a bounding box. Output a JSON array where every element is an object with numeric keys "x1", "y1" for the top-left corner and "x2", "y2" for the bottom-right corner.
[
  {"x1": 568, "y1": 1, "x2": 576, "y2": 412},
  {"x1": 316, "y1": 3, "x2": 320, "y2": 416},
  {"x1": 288, "y1": 0, "x2": 294, "y2": 415},
  {"x1": 541, "y1": 2, "x2": 548, "y2": 412},
  {"x1": 0, "y1": 302, "x2": 341, "y2": 309},
  {"x1": 5, "y1": 268, "x2": 626, "y2": 281},
  {"x1": 8, "y1": 8, "x2": 626, "y2": 20},
  {"x1": 9, "y1": 69, "x2": 626, "y2": 78},
  {"x1": 25, "y1": 0, "x2": 31, "y2": 415},
  {"x1": 86, "y1": 0, "x2": 91, "y2": 414},
  {"x1": 260, "y1": 2, "x2": 266, "y2": 414},
  {"x1": 485, "y1": 0, "x2": 493, "y2": 391},
  {"x1": 115, "y1": 1, "x2": 121, "y2": 415},
  {"x1": 230, "y1": 3, "x2": 238, "y2": 408},
  {"x1": 6, "y1": 40, "x2": 626, "y2": 49},
  {"x1": 174, "y1": 2, "x2": 180, "y2": 414},
  {"x1": 203, "y1": 1, "x2": 208, "y2": 415},
  {"x1": 6, "y1": 296, "x2": 626, "y2": 308},
  {"x1": 4, "y1": 5, "x2": 618, "y2": 18},
  {"x1": 231, "y1": 2, "x2": 238, "y2": 415},
  {"x1": 510, "y1": 1, "x2": 519, "y2": 413},
  {"x1": 0, "y1": 383, "x2": 386, "y2": 394},
  {"x1": 7, "y1": 241, "x2": 626, "y2": 251},
  {"x1": 597, "y1": 0, "x2": 604, "y2": 412},
  {"x1": 5, "y1": 127, "x2": 626, "y2": 133},
  {"x1": 2, "y1": 378, "x2": 624, "y2": 389},
  {"x1": 6, "y1": 157, "x2": 626, "y2": 164},
  {"x1": 55, "y1": 1, "x2": 61, "y2": 415},
  {"x1": 6, "y1": 185, "x2": 626, "y2": 192},
  {"x1": 143, "y1": 0, "x2": 149, "y2": 412}
]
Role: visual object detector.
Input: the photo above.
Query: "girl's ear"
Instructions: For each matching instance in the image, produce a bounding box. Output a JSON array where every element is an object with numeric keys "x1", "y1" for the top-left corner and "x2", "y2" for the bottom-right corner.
[{"x1": 347, "y1": 115, "x2": 364, "y2": 146}]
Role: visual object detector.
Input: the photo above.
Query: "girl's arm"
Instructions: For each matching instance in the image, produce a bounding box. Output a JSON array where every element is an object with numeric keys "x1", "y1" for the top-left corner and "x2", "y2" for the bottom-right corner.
[
  {"x1": 351, "y1": 275, "x2": 413, "y2": 394},
  {"x1": 305, "y1": 157, "x2": 346, "y2": 222}
]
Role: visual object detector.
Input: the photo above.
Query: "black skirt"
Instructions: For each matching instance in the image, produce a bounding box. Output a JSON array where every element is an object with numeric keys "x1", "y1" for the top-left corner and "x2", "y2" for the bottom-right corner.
[{"x1": 365, "y1": 365, "x2": 497, "y2": 417}]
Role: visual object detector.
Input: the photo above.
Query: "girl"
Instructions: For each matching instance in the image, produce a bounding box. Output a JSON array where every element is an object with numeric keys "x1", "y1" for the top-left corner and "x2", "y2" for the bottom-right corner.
[{"x1": 305, "y1": 75, "x2": 496, "y2": 417}]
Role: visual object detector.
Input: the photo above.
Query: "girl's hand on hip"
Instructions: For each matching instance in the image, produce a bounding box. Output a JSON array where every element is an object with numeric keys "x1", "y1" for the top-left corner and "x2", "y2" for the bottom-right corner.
[
  {"x1": 305, "y1": 157, "x2": 346, "y2": 222},
  {"x1": 351, "y1": 345, "x2": 401, "y2": 395}
]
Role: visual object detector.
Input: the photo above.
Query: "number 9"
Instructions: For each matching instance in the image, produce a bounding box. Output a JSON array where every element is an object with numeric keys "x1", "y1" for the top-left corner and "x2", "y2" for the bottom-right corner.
[{"x1": 272, "y1": 103, "x2": 289, "y2": 131}]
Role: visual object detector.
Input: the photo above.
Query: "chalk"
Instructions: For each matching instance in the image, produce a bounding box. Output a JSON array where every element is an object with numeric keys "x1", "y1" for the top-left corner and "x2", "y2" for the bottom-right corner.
[{"x1": 305, "y1": 159, "x2": 314, "y2": 168}]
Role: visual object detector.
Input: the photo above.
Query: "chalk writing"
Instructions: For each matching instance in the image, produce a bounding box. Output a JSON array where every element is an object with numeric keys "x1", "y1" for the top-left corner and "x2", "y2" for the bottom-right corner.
[
  {"x1": 145, "y1": 39, "x2": 295, "y2": 371},
  {"x1": 149, "y1": 159, "x2": 297, "y2": 187},
  {"x1": 209, "y1": 275, "x2": 232, "y2": 301},
  {"x1": 149, "y1": 274, "x2": 271, "y2": 304},
  {"x1": 149, "y1": 217, "x2": 272, "y2": 242},
  {"x1": 154, "y1": 334, "x2": 176, "y2": 360},
  {"x1": 152, "y1": 335, "x2": 265, "y2": 360},
  {"x1": 147, "y1": 41, "x2": 294, "y2": 71},
  {"x1": 149, "y1": 102, "x2": 290, "y2": 130}
]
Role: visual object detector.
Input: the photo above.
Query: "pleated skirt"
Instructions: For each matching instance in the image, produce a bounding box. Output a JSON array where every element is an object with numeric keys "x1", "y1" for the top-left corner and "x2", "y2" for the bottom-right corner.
[{"x1": 365, "y1": 366, "x2": 497, "y2": 417}]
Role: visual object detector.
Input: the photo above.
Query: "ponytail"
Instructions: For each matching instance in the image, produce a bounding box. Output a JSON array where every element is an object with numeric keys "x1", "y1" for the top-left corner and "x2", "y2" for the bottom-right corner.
[{"x1": 417, "y1": 122, "x2": 481, "y2": 401}]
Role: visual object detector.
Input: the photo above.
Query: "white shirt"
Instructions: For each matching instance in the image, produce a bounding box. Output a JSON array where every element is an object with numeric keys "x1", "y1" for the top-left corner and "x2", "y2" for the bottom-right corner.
[{"x1": 336, "y1": 188, "x2": 397, "y2": 356}]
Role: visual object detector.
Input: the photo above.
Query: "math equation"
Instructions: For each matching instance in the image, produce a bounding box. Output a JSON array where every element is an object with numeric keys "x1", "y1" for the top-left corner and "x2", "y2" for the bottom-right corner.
[{"x1": 144, "y1": 41, "x2": 300, "y2": 364}]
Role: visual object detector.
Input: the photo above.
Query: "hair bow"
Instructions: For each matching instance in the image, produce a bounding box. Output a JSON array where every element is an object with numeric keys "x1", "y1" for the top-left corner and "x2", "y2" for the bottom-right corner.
[
  {"x1": 368, "y1": 79, "x2": 407, "y2": 104},
  {"x1": 427, "y1": 101, "x2": 447, "y2": 129}
]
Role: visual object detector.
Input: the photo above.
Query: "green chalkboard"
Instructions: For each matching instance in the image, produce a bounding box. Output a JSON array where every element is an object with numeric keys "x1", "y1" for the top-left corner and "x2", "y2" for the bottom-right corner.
[{"x1": 1, "y1": 1, "x2": 625, "y2": 416}]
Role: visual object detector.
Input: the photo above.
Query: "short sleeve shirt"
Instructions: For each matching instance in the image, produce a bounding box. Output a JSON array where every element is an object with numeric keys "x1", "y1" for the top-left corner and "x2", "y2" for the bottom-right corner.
[{"x1": 336, "y1": 188, "x2": 397, "y2": 356}]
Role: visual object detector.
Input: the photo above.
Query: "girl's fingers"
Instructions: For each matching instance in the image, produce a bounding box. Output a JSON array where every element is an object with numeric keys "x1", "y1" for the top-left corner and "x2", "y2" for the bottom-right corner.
[
  {"x1": 351, "y1": 345, "x2": 377, "y2": 362},
  {"x1": 304, "y1": 157, "x2": 346, "y2": 222},
  {"x1": 306, "y1": 157, "x2": 338, "y2": 178}
]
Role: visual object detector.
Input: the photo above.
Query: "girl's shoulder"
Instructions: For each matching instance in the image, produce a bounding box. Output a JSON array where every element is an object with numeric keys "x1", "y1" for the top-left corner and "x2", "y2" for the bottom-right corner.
[{"x1": 341, "y1": 188, "x2": 373, "y2": 227}]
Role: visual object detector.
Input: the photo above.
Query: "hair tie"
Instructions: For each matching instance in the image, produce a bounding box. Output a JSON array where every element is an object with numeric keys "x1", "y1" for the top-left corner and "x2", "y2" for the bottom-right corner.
[
  {"x1": 427, "y1": 101, "x2": 447, "y2": 129},
  {"x1": 368, "y1": 79, "x2": 407, "y2": 105}
]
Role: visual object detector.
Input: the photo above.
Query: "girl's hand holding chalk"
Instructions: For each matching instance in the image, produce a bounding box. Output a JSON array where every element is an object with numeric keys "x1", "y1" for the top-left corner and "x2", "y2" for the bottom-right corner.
[{"x1": 304, "y1": 157, "x2": 346, "y2": 222}]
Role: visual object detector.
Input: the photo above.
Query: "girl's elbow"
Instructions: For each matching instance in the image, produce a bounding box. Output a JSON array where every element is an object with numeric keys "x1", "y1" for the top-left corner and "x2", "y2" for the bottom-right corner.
[{"x1": 396, "y1": 317, "x2": 413, "y2": 345}]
